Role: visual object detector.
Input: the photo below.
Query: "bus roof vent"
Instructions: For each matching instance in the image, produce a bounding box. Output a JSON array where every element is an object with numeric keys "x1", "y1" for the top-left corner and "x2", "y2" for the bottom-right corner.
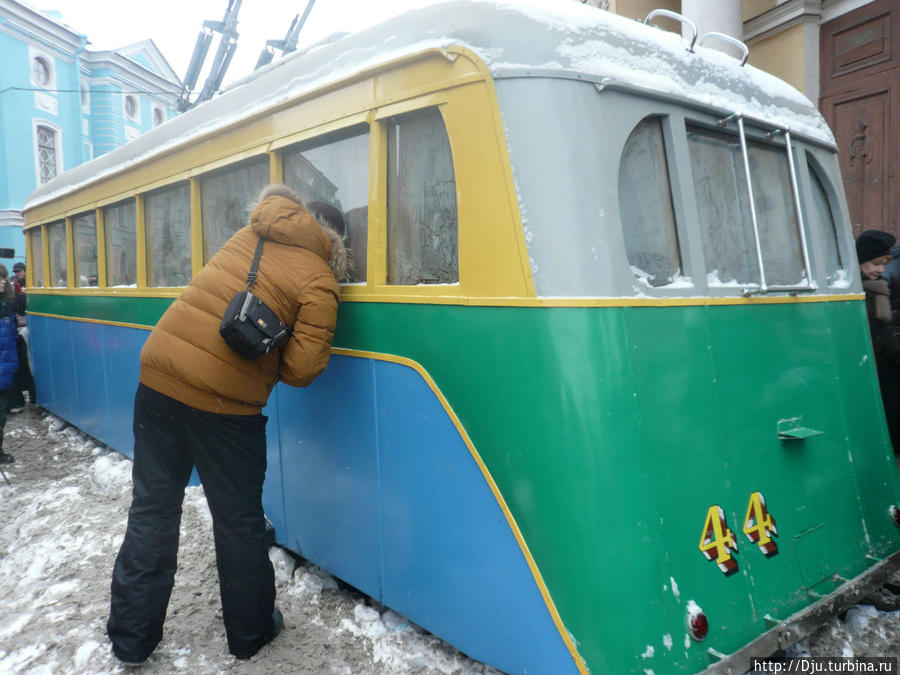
[
  {"x1": 698, "y1": 31, "x2": 750, "y2": 67},
  {"x1": 643, "y1": 9, "x2": 697, "y2": 53}
]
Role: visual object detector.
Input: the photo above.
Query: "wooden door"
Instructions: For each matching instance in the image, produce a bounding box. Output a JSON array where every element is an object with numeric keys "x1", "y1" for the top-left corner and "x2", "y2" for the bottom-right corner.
[{"x1": 820, "y1": 0, "x2": 899, "y2": 238}]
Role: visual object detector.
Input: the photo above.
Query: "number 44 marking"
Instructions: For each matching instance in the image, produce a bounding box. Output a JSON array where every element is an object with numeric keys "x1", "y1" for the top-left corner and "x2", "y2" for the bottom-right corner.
[
  {"x1": 699, "y1": 506, "x2": 739, "y2": 576},
  {"x1": 743, "y1": 491, "x2": 778, "y2": 558},
  {"x1": 698, "y1": 492, "x2": 778, "y2": 576}
]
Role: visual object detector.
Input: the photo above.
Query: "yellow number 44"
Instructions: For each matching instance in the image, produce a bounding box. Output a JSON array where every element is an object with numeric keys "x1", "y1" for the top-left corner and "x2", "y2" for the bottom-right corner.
[
  {"x1": 699, "y1": 506, "x2": 739, "y2": 576},
  {"x1": 743, "y1": 491, "x2": 778, "y2": 557}
]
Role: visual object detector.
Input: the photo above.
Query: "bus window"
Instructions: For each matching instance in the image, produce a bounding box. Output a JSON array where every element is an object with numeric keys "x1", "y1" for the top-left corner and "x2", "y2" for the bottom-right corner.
[
  {"x1": 47, "y1": 220, "x2": 66, "y2": 287},
  {"x1": 746, "y1": 141, "x2": 804, "y2": 286},
  {"x1": 687, "y1": 127, "x2": 758, "y2": 286},
  {"x1": 145, "y1": 183, "x2": 191, "y2": 287},
  {"x1": 73, "y1": 212, "x2": 98, "y2": 287},
  {"x1": 104, "y1": 200, "x2": 137, "y2": 287},
  {"x1": 807, "y1": 157, "x2": 846, "y2": 287},
  {"x1": 688, "y1": 125, "x2": 807, "y2": 288},
  {"x1": 283, "y1": 125, "x2": 369, "y2": 283},
  {"x1": 386, "y1": 107, "x2": 458, "y2": 285},
  {"x1": 200, "y1": 157, "x2": 269, "y2": 263},
  {"x1": 30, "y1": 228, "x2": 44, "y2": 288},
  {"x1": 619, "y1": 117, "x2": 682, "y2": 287}
]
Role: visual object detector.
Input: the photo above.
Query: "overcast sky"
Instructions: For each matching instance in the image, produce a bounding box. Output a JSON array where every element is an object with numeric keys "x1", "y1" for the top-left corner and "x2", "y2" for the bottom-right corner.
[{"x1": 30, "y1": 0, "x2": 447, "y2": 86}]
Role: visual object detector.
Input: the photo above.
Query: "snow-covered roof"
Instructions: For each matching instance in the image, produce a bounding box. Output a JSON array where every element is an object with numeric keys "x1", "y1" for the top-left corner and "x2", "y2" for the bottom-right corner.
[{"x1": 25, "y1": 0, "x2": 832, "y2": 212}]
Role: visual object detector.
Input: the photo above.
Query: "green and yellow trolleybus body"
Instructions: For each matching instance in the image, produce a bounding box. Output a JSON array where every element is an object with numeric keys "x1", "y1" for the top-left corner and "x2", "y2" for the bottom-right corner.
[{"x1": 22, "y1": 2, "x2": 900, "y2": 672}]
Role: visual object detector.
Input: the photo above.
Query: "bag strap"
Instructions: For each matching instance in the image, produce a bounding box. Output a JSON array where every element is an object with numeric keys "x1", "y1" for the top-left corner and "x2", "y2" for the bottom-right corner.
[{"x1": 245, "y1": 237, "x2": 265, "y2": 290}]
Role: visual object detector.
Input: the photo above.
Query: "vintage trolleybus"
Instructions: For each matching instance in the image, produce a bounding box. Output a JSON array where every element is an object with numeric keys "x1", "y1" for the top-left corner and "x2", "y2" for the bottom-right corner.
[{"x1": 22, "y1": 2, "x2": 900, "y2": 673}]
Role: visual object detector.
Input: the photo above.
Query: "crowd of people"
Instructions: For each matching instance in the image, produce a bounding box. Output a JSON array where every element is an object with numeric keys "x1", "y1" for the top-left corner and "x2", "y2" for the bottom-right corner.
[
  {"x1": 0, "y1": 260, "x2": 35, "y2": 465},
  {"x1": 857, "y1": 230, "x2": 900, "y2": 452}
]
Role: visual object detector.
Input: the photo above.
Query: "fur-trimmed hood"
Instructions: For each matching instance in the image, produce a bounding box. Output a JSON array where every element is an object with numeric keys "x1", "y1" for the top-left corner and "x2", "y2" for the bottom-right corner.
[{"x1": 251, "y1": 184, "x2": 348, "y2": 282}]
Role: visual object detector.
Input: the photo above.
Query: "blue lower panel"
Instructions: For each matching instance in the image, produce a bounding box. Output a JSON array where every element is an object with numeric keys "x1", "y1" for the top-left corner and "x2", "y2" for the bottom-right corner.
[
  {"x1": 32, "y1": 316, "x2": 143, "y2": 456},
  {"x1": 100, "y1": 325, "x2": 144, "y2": 457},
  {"x1": 31, "y1": 320, "x2": 576, "y2": 674},
  {"x1": 374, "y1": 360, "x2": 577, "y2": 675},
  {"x1": 275, "y1": 355, "x2": 381, "y2": 599}
]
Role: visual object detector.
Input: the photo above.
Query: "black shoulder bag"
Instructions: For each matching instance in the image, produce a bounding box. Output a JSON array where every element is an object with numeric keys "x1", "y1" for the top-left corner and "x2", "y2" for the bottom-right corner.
[{"x1": 219, "y1": 237, "x2": 291, "y2": 360}]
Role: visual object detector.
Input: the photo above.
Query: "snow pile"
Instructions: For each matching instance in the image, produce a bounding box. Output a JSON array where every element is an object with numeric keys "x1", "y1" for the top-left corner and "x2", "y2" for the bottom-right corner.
[
  {"x1": 788, "y1": 605, "x2": 900, "y2": 659},
  {"x1": 0, "y1": 409, "x2": 501, "y2": 673}
]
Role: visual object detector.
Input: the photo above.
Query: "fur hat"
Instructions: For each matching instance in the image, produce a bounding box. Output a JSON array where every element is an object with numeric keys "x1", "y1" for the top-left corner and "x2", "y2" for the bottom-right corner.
[
  {"x1": 307, "y1": 201, "x2": 345, "y2": 238},
  {"x1": 856, "y1": 229, "x2": 896, "y2": 264}
]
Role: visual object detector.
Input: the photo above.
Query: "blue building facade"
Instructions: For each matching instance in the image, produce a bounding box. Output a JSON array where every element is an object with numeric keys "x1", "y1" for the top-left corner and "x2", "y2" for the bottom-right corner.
[{"x1": 0, "y1": 0, "x2": 181, "y2": 263}]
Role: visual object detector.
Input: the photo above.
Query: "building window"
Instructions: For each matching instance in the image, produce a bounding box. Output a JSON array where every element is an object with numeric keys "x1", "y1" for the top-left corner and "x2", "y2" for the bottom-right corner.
[
  {"x1": 36, "y1": 125, "x2": 58, "y2": 184},
  {"x1": 124, "y1": 95, "x2": 138, "y2": 121},
  {"x1": 153, "y1": 107, "x2": 165, "y2": 127},
  {"x1": 31, "y1": 57, "x2": 51, "y2": 87},
  {"x1": 386, "y1": 107, "x2": 458, "y2": 285}
]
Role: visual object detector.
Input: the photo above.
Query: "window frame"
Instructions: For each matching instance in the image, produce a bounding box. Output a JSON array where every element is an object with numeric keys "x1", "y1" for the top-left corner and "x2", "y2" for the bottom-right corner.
[
  {"x1": 144, "y1": 181, "x2": 192, "y2": 288},
  {"x1": 684, "y1": 113, "x2": 814, "y2": 295},
  {"x1": 618, "y1": 115, "x2": 686, "y2": 289},
  {"x1": 28, "y1": 48, "x2": 56, "y2": 90},
  {"x1": 103, "y1": 198, "x2": 139, "y2": 287},
  {"x1": 33, "y1": 120, "x2": 63, "y2": 186},
  {"x1": 382, "y1": 104, "x2": 460, "y2": 287},
  {"x1": 124, "y1": 94, "x2": 140, "y2": 123}
]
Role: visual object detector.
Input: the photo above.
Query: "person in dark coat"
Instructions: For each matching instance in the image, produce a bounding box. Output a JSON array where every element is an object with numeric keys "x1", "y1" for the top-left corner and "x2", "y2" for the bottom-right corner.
[
  {"x1": 107, "y1": 185, "x2": 347, "y2": 665},
  {"x1": 857, "y1": 229, "x2": 900, "y2": 450},
  {"x1": 0, "y1": 265, "x2": 20, "y2": 463},
  {"x1": 8, "y1": 261, "x2": 34, "y2": 412}
]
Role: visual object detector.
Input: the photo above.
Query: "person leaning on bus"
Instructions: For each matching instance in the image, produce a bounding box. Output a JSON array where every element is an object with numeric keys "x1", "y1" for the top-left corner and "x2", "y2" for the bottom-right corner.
[
  {"x1": 857, "y1": 229, "x2": 900, "y2": 452},
  {"x1": 107, "y1": 184, "x2": 347, "y2": 665}
]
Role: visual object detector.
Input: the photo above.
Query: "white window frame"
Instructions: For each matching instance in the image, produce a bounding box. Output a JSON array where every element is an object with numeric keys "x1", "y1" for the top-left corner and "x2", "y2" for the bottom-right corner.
[
  {"x1": 81, "y1": 79, "x2": 91, "y2": 113},
  {"x1": 28, "y1": 47, "x2": 57, "y2": 91},
  {"x1": 32, "y1": 119, "x2": 63, "y2": 186},
  {"x1": 152, "y1": 105, "x2": 165, "y2": 127},
  {"x1": 123, "y1": 94, "x2": 140, "y2": 124}
]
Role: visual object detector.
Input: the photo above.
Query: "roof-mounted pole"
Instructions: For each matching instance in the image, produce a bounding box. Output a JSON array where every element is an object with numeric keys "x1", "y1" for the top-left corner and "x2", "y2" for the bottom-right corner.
[
  {"x1": 255, "y1": 0, "x2": 317, "y2": 71},
  {"x1": 178, "y1": 0, "x2": 244, "y2": 111}
]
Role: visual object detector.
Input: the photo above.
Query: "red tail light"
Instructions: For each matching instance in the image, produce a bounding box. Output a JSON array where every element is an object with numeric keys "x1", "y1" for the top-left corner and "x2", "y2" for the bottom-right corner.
[
  {"x1": 688, "y1": 601, "x2": 709, "y2": 641},
  {"x1": 890, "y1": 505, "x2": 900, "y2": 528}
]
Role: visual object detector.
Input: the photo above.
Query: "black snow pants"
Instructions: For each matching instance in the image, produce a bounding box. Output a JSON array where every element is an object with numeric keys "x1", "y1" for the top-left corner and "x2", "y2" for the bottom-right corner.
[{"x1": 107, "y1": 383, "x2": 275, "y2": 662}]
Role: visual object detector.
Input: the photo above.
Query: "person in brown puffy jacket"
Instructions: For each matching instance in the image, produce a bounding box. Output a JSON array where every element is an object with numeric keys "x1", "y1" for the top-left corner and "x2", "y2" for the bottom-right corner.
[{"x1": 107, "y1": 184, "x2": 347, "y2": 665}]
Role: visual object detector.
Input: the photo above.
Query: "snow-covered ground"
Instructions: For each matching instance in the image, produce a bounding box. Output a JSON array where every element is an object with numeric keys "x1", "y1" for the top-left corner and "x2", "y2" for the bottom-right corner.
[
  {"x1": 0, "y1": 407, "x2": 501, "y2": 674},
  {"x1": 0, "y1": 406, "x2": 898, "y2": 674}
]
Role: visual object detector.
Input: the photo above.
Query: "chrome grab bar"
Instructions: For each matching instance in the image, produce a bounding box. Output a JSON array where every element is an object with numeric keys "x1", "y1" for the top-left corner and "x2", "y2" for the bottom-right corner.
[
  {"x1": 644, "y1": 9, "x2": 698, "y2": 53},
  {"x1": 698, "y1": 31, "x2": 750, "y2": 67}
]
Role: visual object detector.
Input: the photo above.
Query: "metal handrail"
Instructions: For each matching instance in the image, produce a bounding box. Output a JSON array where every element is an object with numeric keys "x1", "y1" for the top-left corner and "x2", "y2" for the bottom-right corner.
[
  {"x1": 644, "y1": 9, "x2": 698, "y2": 53},
  {"x1": 717, "y1": 113, "x2": 817, "y2": 296},
  {"x1": 737, "y1": 116, "x2": 768, "y2": 293},
  {"x1": 698, "y1": 31, "x2": 749, "y2": 67}
]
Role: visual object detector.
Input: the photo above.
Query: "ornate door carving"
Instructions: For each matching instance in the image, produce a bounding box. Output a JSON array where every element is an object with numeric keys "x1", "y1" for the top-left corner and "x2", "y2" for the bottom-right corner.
[{"x1": 820, "y1": 0, "x2": 898, "y2": 238}]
